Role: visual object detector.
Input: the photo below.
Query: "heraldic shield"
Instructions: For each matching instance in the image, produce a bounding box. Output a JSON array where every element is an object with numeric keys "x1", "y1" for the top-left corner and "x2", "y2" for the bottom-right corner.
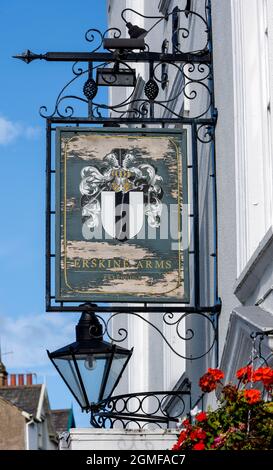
[{"x1": 101, "y1": 191, "x2": 144, "y2": 241}]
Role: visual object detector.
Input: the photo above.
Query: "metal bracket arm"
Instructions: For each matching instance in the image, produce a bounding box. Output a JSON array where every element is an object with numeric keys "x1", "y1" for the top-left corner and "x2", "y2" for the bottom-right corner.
[{"x1": 13, "y1": 50, "x2": 211, "y2": 65}]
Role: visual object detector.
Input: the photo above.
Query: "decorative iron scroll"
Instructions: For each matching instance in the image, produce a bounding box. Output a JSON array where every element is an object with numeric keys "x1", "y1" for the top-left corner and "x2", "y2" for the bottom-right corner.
[
  {"x1": 90, "y1": 390, "x2": 191, "y2": 429},
  {"x1": 37, "y1": 1, "x2": 214, "y2": 122},
  {"x1": 89, "y1": 310, "x2": 217, "y2": 361},
  {"x1": 249, "y1": 330, "x2": 273, "y2": 369}
]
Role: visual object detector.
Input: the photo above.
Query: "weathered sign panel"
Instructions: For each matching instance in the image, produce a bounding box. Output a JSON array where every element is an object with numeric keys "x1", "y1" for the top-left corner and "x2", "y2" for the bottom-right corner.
[{"x1": 56, "y1": 128, "x2": 189, "y2": 302}]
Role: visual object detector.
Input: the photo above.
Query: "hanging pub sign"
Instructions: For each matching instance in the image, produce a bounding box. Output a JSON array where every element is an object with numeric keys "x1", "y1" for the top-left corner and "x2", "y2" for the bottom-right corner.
[{"x1": 55, "y1": 128, "x2": 189, "y2": 303}]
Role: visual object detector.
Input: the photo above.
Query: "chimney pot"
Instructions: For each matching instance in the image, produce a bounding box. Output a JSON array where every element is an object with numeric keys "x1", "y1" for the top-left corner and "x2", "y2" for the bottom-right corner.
[
  {"x1": 18, "y1": 374, "x2": 24, "y2": 386},
  {"x1": 26, "y1": 373, "x2": 33, "y2": 386},
  {"x1": 10, "y1": 374, "x2": 17, "y2": 386}
]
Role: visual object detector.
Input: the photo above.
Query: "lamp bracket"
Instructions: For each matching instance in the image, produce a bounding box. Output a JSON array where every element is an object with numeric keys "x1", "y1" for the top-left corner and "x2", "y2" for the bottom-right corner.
[
  {"x1": 88, "y1": 309, "x2": 219, "y2": 361},
  {"x1": 90, "y1": 388, "x2": 192, "y2": 429}
]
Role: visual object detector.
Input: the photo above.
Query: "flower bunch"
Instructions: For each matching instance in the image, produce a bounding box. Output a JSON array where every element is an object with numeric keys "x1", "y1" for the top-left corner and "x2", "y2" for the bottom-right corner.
[
  {"x1": 199, "y1": 368, "x2": 224, "y2": 392},
  {"x1": 172, "y1": 365, "x2": 273, "y2": 451}
]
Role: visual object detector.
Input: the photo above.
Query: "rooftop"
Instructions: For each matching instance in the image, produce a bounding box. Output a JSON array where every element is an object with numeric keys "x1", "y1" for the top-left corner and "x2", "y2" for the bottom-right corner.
[
  {"x1": 0, "y1": 384, "x2": 42, "y2": 417},
  {"x1": 51, "y1": 409, "x2": 75, "y2": 434}
]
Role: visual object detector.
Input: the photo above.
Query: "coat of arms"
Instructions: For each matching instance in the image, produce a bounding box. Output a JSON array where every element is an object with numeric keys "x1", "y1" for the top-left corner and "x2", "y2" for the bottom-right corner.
[{"x1": 80, "y1": 149, "x2": 164, "y2": 241}]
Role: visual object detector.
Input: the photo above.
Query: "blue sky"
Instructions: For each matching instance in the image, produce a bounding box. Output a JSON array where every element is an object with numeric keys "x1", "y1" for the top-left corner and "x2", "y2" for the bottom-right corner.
[{"x1": 0, "y1": 0, "x2": 107, "y2": 427}]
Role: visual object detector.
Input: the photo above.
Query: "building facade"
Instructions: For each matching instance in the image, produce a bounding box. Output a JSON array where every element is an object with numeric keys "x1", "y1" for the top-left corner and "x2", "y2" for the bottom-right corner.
[
  {"x1": 106, "y1": 0, "x2": 273, "y2": 422},
  {"x1": 0, "y1": 366, "x2": 75, "y2": 450}
]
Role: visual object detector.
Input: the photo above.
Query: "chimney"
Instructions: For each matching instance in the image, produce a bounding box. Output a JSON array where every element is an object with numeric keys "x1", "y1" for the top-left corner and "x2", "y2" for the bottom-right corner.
[
  {"x1": 26, "y1": 374, "x2": 33, "y2": 386},
  {"x1": 10, "y1": 374, "x2": 17, "y2": 386},
  {"x1": 0, "y1": 361, "x2": 8, "y2": 387},
  {"x1": 18, "y1": 374, "x2": 24, "y2": 386}
]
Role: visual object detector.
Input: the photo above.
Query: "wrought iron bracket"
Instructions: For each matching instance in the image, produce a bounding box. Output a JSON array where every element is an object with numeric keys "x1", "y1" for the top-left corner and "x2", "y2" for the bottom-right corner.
[
  {"x1": 12, "y1": 2, "x2": 222, "y2": 430},
  {"x1": 90, "y1": 389, "x2": 192, "y2": 429},
  {"x1": 85, "y1": 305, "x2": 219, "y2": 361},
  {"x1": 14, "y1": 2, "x2": 215, "y2": 123},
  {"x1": 14, "y1": 50, "x2": 211, "y2": 64},
  {"x1": 14, "y1": 1, "x2": 220, "y2": 322}
]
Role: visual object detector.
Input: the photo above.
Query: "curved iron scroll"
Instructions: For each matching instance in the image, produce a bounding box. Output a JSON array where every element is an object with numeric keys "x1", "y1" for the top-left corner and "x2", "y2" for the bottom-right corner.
[
  {"x1": 249, "y1": 330, "x2": 273, "y2": 368},
  {"x1": 90, "y1": 390, "x2": 191, "y2": 429},
  {"x1": 88, "y1": 311, "x2": 218, "y2": 361}
]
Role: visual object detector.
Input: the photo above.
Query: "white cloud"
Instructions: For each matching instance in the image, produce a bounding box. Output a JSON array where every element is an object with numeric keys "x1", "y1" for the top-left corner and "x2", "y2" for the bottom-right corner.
[
  {"x1": 0, "y1": 313, "x2": 77, "y2": 369},
  {"x1": 0, "y1": 116, "x2": 20, "y2": 144},
  {"x1": 0, "y1": 116, "x2": 41, "y2": 145}
]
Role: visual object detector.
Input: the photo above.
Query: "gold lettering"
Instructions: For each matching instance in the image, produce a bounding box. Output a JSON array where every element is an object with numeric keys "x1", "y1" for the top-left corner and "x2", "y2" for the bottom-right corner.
[
  {"x1": 165, "y1": 260, "x2": 172, "y2": 269},
  {"x1": 145, "y1": 261, "x2": 153, "y2": 269},
  {"x1": 74, "y1": 259, "x2": 81, "y2": 268},
  {"x1": 114, "y1": 260, "x2": 121, "y2": 268},
  {"x1": 155, "y1": 260, "x2": 164, "y2": 269},
  {"x1": 99, "y1": 260, "x2": 106, "y2": 269},
  {"x1": 82, "y1": 259, "x2": 90, "y2": 269},
  {"x1": 91, "y1": 259, "x2": 97, "y2": 268}
]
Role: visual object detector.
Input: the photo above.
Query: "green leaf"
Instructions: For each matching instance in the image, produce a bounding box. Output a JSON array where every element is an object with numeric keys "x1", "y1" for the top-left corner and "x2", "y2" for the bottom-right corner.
[{"x1": 264, "y1": 402, "x2": 273, "y2": 414}]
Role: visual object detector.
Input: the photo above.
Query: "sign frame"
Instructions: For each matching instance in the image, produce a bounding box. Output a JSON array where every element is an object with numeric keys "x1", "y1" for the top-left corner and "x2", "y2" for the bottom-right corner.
[{"x1": 54, "y1": 127, "x2": 190, "y2": 305}]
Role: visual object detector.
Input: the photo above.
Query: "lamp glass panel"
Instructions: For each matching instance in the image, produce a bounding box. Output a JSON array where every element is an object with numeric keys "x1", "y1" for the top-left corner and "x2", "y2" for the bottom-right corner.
[
  {"x1": 53, "y1": 357, "x2": 87, "y2": 408},
  {"x1": 76, "y1": 354, "x2": 108, "y2": 404},
  {"x1": 102, "y1": 354, "x2": 128, "y2": 400}
]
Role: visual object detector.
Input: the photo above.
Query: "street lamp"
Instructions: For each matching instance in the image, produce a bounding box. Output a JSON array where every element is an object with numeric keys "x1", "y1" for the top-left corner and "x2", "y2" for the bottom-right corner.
[{"x1": 47, "y1": 310, "x2": 133, "y2": 411}]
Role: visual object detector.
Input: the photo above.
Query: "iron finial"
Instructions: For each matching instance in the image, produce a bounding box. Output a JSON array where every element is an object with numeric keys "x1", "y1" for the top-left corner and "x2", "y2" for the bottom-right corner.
[{"x1": 12, "y1": 49, "x2": 44, "y2": 64}]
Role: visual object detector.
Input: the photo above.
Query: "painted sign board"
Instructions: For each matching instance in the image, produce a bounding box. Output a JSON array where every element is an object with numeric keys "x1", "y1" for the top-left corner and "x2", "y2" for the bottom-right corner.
[{"x1": 55, "y1": 128, "x2": 189, "y2": 303}]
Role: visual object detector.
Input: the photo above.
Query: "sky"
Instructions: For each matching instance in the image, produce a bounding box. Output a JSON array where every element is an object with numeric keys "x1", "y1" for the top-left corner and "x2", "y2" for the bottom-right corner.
[{"x1": 0, "y1": 0, "x2": 107, "y2": 428}]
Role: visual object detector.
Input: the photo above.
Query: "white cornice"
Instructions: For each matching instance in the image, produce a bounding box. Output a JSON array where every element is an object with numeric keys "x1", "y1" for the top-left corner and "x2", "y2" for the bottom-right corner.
[
  {"x1": 234, "y1": 226, "x2": 273, "y2": 303},
  {"x1": 36, "y1": 383, "x2": 45, "y2": 422},
  {"x1": 220, "y1": 306, "x2": 273, "y2": 388}
]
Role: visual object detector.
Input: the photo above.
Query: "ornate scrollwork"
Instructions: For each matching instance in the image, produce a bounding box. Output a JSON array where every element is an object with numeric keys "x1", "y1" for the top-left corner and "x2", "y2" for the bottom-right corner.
[
  {"x1": 88, "y1": 311, "x2": 217, "y2": 361},
  {"x1": 90, "y1": 390, "x2": 190, "y2": 429},
  {"x1": 38, "y1": 1, "x2": 214, "y2": 121},
  {"x1": 121, "y1": 6, "x2": 210, "y2": 55},
  {"x1": 196, "y1": 123, "x2": 215, "y2": 143}
]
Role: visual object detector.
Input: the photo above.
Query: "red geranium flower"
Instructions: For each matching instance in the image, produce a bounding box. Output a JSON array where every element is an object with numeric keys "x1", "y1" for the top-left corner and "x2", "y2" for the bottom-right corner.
[
  {"x1": 177, "y1": 431, "x2": 187, "y2": 445},
  {"x1": 196, "y1": 429, "x2": 207, "y2": 440},
  {"x1": 199, "y1": 368, "x2": 224, "y2": 392},
  {"x1": 190, "y1": 430, "x2": 198, "y2": 440},
  {"x1": 242, "y1": 389, "x2": 261, "y2": 404},
  {"x1": 190, "y1": 428, "x2": 207, "y2": 441},
  {"x1": 199, "y1": 373, "x2": 217, "y2": 392},
  {"x1": 172, "y1": 430, "x2": 188, "y2": 451},
  {"x1": 193, "y1": 441, "x2": 205, "y2": 450},
  {"x1": 253, "y1": 367, "x2": 273, "y2": 389},
  {"x1": 182, "y1": 418, "x2": 191, "y2": 428},
  {"x1": 208, "y1": 368, "x2": 224, "y2": 381},
  {"x1": 236, "y1": 365, "x2": 253, "y2": 383},
  {"x1": 195, "y1": 411, "x2": 207, "y2": 422}
]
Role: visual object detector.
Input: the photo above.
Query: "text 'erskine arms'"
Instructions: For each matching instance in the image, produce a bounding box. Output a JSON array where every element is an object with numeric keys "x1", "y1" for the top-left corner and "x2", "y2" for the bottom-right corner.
[{"x1": 70, "y1": 258, "x2": 174, "y2": 270}]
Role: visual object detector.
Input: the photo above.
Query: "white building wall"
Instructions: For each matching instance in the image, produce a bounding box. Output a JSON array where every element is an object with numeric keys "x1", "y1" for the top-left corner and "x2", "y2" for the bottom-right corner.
[
  {"x1": 232, "y1": 0, "x2": 273, "y2": 274},
  {"x1": 107, "y1": 0, "x2": 273, "y2": 418},
  {"x1": 108, "y1": 1, "x2": 187, "y2": 407},
  {"x1": 66, "y1": 429, "x2": 178, "y2": 451}
]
